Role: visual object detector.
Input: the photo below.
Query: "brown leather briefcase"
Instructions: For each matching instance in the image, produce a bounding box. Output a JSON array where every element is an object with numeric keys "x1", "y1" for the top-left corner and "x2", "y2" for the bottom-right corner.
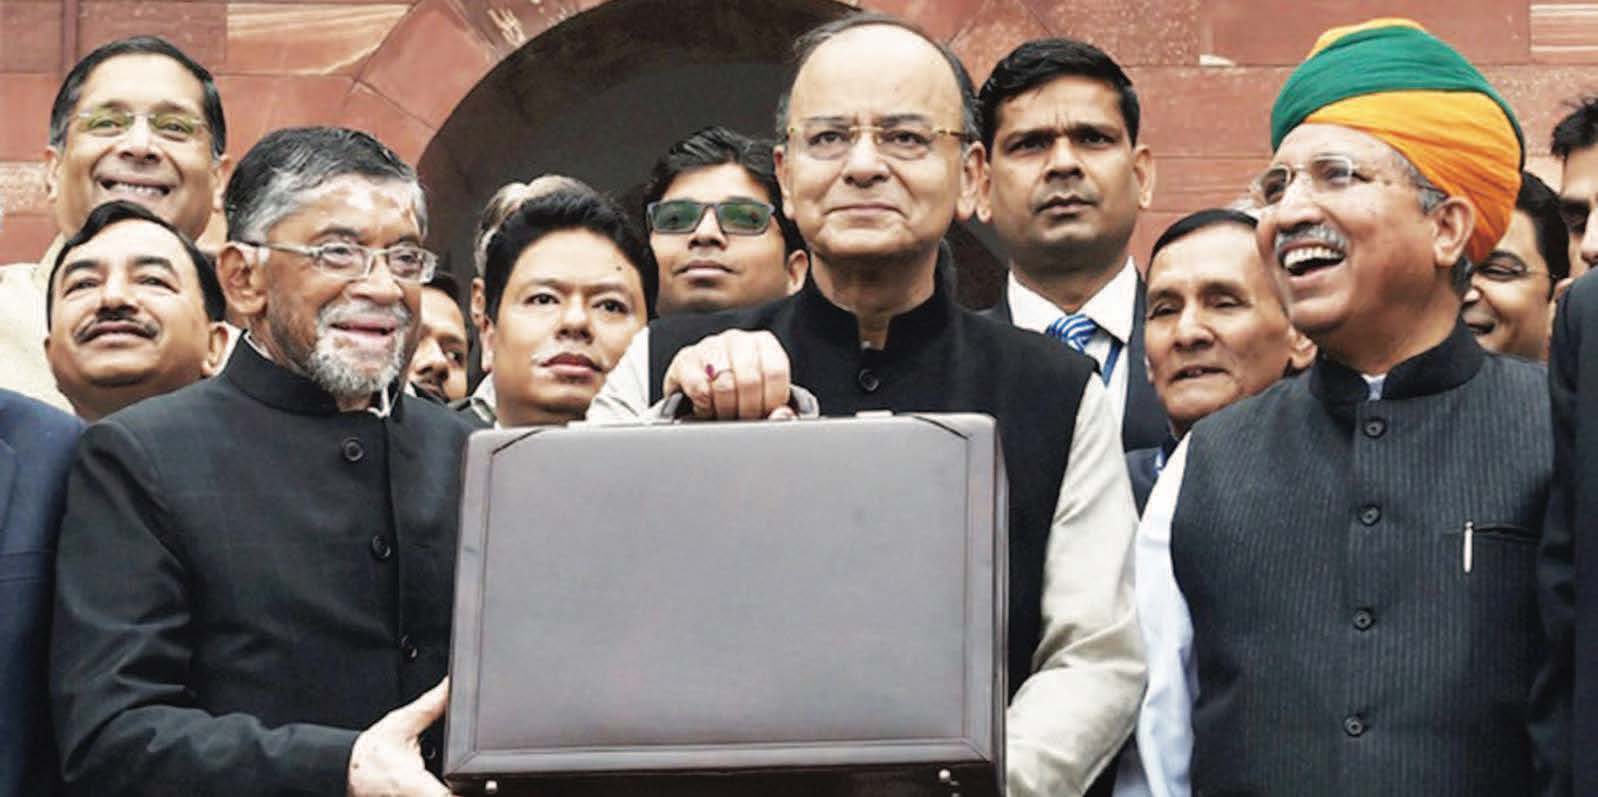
[{"x1": 445, "y1": 413, "x2": 1006, "y2": 796}]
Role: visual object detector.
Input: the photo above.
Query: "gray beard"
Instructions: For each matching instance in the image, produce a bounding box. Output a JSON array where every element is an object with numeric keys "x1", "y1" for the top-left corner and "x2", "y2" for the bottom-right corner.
[{"x1": 280, "y1": 299, "x2": 412, "y2": 402}]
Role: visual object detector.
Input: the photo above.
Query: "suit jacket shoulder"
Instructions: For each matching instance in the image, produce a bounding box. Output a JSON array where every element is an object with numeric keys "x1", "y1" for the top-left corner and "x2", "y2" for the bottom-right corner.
[{"x1": 0, "y1": 389, "x2": 81, "y2": 796}]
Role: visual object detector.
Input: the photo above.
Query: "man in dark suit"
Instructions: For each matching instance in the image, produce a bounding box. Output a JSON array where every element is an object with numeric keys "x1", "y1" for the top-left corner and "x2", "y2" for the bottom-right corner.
[
  {"x1": 1545, "y1": 267, "x2": 1596, "y2": 797},
  {"x1": 1541, "y1": 93, "x2": 1598, "y2": 797},
  {"x1": 0, "y1": 389, "x2": 80, "y2": 796},
  {"x1": 50, "y1": 127, "x2": 470, "y2": 797},
  {"x1": 975, "y1": 38, "x2": 1167, "y2": 452}
]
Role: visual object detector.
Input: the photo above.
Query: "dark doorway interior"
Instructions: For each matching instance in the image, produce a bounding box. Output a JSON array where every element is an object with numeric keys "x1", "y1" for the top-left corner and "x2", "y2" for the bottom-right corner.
[{"x1": 418, "y1": 0, "x2": 1007, "y2": 318}]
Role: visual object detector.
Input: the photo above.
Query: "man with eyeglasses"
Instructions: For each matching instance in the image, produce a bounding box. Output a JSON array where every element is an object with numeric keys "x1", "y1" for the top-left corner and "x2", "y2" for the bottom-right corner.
[
  {"x1": 51, "y1": 127, "x2": 472, "y2": 797},
  {"x1": 1464, "y1": 171, "x2": 1571, "y2": 361},
  {"x1": 592, "y1": 13, "x2": 1142, "y2": 797},
  {"x1": 1, "y1": 36, "x2": 228, "y2": 411},
  {"x1": 643, "y1": 126, "x2": 808, "y2": 316},
  {"x1": 976, "y1": 38, "x2": 1168, "y2": 456},
  {"x1": 1135, "y1": 19, "x2": 1555, "y2": 797}
]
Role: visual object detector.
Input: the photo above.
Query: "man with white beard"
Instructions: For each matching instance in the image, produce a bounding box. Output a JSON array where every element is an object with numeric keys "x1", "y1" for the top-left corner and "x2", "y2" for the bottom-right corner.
[{"x1": 51, "y1": 127, "x2": 471, "y2": 797}]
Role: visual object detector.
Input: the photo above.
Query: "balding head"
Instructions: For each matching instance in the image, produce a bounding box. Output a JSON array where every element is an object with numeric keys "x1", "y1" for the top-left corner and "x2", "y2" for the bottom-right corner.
[{"x1": 774, "y1": 16, "x2": 982, "y2": 275}]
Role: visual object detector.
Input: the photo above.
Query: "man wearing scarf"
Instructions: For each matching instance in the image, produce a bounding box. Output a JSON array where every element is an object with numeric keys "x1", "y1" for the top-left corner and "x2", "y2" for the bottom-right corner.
[{"x1": 1134, "y1": 19, "x2": 1556, "y2": 797}]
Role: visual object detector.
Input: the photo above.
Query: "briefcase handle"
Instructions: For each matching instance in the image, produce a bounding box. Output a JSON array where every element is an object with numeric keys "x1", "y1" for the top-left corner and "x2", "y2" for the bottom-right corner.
[{"x1": 654, "y1": 385, "x2": 823, "y2": 422}]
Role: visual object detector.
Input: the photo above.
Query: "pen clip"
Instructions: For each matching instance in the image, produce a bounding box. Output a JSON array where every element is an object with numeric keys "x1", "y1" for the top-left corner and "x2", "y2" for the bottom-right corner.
[{"x1": 1463, "y1": 520, "x2": 1474, "y2": 574}]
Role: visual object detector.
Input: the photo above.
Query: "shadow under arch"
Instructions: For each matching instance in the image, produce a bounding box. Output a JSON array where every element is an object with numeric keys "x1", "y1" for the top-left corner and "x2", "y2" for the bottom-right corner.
[{"x1": 418, "y1": 0, "x2": 1005, "y2": 313}]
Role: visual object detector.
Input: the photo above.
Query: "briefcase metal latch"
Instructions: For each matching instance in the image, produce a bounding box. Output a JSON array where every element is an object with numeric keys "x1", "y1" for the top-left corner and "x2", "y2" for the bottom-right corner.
[
  {"x1": 939, "y1": 767, "x2": 962, "y2": 796},
  {"x1": 484, "y1": 780, "x2": 498, "y2": 795}
]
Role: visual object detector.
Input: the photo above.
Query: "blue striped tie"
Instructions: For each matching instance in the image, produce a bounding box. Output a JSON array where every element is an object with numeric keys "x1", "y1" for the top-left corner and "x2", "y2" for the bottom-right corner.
[{"x1": 1046, "y1": 312, "x2": 1098, "y2": 354}]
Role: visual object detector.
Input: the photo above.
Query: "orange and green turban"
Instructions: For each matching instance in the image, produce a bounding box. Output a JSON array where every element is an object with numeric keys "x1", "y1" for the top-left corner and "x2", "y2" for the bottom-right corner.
[{"x1": 1269, "y1": 18, "x2": 1524, "y2": 263}]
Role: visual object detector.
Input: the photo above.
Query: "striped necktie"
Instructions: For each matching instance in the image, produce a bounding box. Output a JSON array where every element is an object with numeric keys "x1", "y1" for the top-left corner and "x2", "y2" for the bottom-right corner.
[{"x1": 1046, "y1": 312, "x2": 1098, "y2": 354}]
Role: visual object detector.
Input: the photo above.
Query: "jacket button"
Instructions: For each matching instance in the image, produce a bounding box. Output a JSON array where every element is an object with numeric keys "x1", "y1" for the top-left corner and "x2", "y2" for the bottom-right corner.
[
  {"x1": 857, "y1": 368, "x2": 880, "y2": 392},
  {"x1": 1343, "y1": 715, "x2": 1366, "y2": 737},
  {"x1": 1353, "y1": 609, "x2": 1374, "y2": 631},
  {"x1": 1363, "y1": 418, "x2": 1386, "y2": 438},
  {"x1": 370, "y1": 535, "x2": 393, "y2": 561},
  {"x1": 422, "y1": 741, "x2": 438, "y2": 761},
  {"x1": 399, "y1": 634, "x2": 418, "y2": 661},
  {"x1": 341, "y1": 437, "x2": 364, "y2": 462},
  {"x1": 1359, "y1": 505, "x2": 1381, "y2": 526}
]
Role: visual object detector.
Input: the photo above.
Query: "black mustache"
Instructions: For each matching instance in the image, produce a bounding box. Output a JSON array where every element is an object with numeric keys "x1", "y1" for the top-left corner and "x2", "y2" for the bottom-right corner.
[{"x1": 76, "y1": 308, "x2": 158, "y2": 343}]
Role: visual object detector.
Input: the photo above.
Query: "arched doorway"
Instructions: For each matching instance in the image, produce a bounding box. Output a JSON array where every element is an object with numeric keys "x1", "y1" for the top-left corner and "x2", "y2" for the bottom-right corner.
[{"x1": 416, "y1": 0, "x2": 1006, "y2": 313}]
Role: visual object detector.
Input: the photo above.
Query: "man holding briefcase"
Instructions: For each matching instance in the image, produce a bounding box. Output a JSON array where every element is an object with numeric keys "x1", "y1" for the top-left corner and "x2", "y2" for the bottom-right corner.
[{"x1": 591, "y1": 13, "x2": 1144, "y2": 797}]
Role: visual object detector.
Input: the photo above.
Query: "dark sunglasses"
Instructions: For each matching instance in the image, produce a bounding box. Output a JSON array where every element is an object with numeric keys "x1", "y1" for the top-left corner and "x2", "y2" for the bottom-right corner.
[{"x1": 646, "y1": 199, "x2": 775, "y2": 235}]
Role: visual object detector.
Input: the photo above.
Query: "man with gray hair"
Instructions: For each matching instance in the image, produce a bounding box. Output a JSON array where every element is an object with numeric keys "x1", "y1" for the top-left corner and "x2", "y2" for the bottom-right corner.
[
  {"x1": 593, "y1": 12, "x2": 1142, "y2": 796},
  {"x1": 51, "y1": 126, "x2": 471, "y2": 797}
]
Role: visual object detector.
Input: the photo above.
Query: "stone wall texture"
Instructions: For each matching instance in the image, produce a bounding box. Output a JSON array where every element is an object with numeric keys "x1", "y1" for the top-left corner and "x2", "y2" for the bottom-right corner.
[{"x1": 2, "y1": 0, "x2": 1596, "y2": 266}]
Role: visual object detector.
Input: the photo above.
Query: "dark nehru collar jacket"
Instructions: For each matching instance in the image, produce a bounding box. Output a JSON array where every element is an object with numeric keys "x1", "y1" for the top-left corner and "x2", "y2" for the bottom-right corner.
[
  {"x1": 51, "y1": 341, "x2": 472, "y2": 796},
  {"x1": 641, "y1": 260, "x2": 1100, "y2": 698},
  {"x1": 0, "y1": 390, "x2": 80, "y2": 797},
  {"x1": 1157, "y1": 323, "x2": 1554, "y2": 796}
]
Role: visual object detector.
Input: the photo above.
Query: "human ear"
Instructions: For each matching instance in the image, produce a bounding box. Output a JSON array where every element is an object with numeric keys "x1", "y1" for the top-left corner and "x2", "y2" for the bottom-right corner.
[
  {"x1": 784, "y1": 249, "x2": 809, "y2": 295},
  {"x1": 1431, "y1": 196, "x2": 1475, "y2": 270},
  {"x1": 217, "y1": 243, "x2": 267, "y2": 319},
  {"x1": 1133, "y1": 144, "x2": 1157, "y2": 210},
  {"x1": 957, "y1": 142, "x2": 985, "y2": 222}
]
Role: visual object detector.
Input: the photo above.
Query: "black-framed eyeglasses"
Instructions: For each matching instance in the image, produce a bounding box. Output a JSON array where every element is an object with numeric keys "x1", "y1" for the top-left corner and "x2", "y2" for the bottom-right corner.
[
  {"x1": 75, "y1": 106, "x2": 207, "y2": 144},
  {"x1": 244, "y1": 240, "x2": 438, "y2": 283},
  {"x1": 646, "y1": 199, "x2": 775, "y2": 235}
]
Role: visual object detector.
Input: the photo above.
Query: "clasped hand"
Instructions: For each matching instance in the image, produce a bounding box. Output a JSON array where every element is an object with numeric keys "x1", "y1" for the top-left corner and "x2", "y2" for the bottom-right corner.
[{"x1": 663, "y1": 330, "x2": 798, "y2": 420}]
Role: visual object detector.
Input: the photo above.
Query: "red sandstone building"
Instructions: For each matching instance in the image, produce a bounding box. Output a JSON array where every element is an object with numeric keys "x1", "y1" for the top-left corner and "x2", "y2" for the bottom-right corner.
[{"x1": 1, "y1": 0, "x2": 1593, "y2": 300}]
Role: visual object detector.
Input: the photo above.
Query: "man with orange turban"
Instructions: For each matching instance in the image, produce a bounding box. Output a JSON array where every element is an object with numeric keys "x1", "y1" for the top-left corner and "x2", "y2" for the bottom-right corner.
[{"x1": 1129, "y1": 19, "x2": 1557, "y2": 797}]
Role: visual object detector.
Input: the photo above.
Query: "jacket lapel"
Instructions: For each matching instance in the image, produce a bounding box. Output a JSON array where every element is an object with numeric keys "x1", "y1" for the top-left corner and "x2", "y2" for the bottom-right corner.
[
  {"x1": 0, "y1": 437, "x2": 15, "y2": 533},
  {"x1": 1121, "y1": 280, "x2": 1170, "y2": 451}
]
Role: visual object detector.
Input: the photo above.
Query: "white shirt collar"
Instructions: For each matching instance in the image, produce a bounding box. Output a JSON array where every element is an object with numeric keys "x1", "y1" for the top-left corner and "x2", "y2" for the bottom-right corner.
[
  {"x1": 1362, "y1": 373, "x2": 1387, "y2": 401},
  {"x1": 1005, "y1": 256, "x2": 1138, "y2": 344}
]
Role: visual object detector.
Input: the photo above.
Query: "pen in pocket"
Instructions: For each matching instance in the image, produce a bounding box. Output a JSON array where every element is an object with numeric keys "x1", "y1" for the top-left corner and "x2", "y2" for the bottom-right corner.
[{"x1": 1463, "y1": 520, "x2": 1473, "y2": 574}]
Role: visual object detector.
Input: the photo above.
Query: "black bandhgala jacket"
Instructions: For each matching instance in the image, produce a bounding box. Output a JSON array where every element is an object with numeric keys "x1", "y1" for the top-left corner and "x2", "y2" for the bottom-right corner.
[{"x1": 50, "y1": 342, "x2": 472, "y2": 796}]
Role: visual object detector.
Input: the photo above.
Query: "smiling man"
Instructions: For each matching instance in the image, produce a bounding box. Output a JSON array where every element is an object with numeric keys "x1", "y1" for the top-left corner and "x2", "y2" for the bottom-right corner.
[
  {"x1": 1, "y1": 36, "x2": 227, "y2": 410},
  {"x1": 51, "y1": 127, "x2": 472, "y2": 797},
  {"x1": 976, "y1": 38, "x2": 1167, "y2": 453},
  {"x1": 1127, "y1": 208, "x2": 1313, "y2": 511},
  {"x1": 44, "y1": 200, "x2": 226, "y2": 422},
  {"x1": 481, "y1": 185, "x2": 649, "y2": 427},
  {"x1": 407, "y1": 271, "x2": 470, "y2": 403},
  {"x1": 592, "y1": 14, "x2": 1142, "y2": 797},
  {"x1": 1463, "y1": 171, "x2": 1571, "y2": 361},
  {"x1": 644, "y1": 126, "x2": 808, "y2": 316},
  {"x1": 1136, "y1": 19, "x2": 1555, "y2": 797}
]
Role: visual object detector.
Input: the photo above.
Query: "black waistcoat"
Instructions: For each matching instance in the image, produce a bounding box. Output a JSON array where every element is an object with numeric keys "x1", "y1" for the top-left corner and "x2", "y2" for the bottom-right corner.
[
  {"x1": 648, "y1": 264, "x2": 1098, "y2": 695},
  {"x1": 1170, "y1": 324, "x2": 1550, "y2": 796}
]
